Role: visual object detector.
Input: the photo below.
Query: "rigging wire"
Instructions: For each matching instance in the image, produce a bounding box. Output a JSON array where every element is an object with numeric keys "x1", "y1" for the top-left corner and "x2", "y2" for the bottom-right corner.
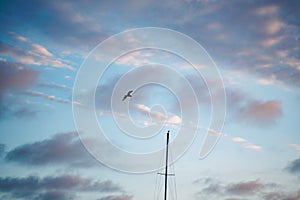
[
  {"x1": 153, "y1": 130, "x2": 178, "y2": 200},
  {"x1": 169, "y1": 142, "x2": 178, "y2": 200},
  {"x1": 154, "y1": 144, "x2": 165, "y2": 200}
]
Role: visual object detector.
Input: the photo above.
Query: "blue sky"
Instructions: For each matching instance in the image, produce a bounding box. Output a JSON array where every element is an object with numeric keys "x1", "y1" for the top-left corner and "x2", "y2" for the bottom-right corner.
[{"x1": 0, "y1": 0, "x2": 300, "y2": 200}]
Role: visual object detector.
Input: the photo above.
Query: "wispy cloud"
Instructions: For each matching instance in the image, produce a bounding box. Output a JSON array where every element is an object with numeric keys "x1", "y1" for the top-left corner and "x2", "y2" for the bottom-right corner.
[
  {"x1": 244, "y1": 144, "x2": 262, "y2": 150},
  {"x1": 38, "y1": 82, "x2": 72, "y2": 91},
  {"x1": 232, "y1": 137, "x2": 247, "y2": 142},
  {"x1": 31, "y1": 43, "x2": 53, "y2": 57},
  {"x1": 289, "y1": 144, "x2": 300, "y2": 151},
  {"x1": 231, "y1": 136, "x2": 262, "y2": 150},
  {"x1": 0, "y1": 41, "x2": 75, "y2": 70},
  {"x1": 194, "y1": 177, "x2": 291, "y2": 199},
  {"x1": 23, "y1": 90, "x2": 76, "y2": 105},
  {"x1": 135, "y1": 103, "x2": 181, "y2": 125}
]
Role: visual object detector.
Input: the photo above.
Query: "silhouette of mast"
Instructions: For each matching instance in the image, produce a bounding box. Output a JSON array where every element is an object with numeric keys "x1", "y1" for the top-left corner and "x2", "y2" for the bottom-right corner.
[
  {"x1": 157, "y1": 130, "x2": 175, "y2": 200},
  {"x1": 164, "y1": 130, "x2": 170, "y2": 200}
]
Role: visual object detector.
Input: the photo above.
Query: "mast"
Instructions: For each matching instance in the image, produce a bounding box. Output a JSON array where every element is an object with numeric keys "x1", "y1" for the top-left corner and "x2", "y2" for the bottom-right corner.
[
  {"x1": 164, "y1": 130, "x2": 170, "y2": 200},
  {"x1": 157, "y1": 130, "x2": 174, "y2": 200}
]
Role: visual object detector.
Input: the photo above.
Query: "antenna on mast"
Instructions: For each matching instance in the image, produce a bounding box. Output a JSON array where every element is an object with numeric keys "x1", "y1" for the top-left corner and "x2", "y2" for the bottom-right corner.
[{"x1": 157, "y1": 130, "x2": 175, "y2": 200}]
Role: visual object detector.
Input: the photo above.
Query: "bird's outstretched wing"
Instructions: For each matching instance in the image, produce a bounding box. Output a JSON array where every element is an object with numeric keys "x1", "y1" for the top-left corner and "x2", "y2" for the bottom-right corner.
[
  {"x1": 127, "y1": 90, "x2": 133, "y2": 96},
  {"x1": 122, "y1": 90, "x2": 133, "y2": 101}
]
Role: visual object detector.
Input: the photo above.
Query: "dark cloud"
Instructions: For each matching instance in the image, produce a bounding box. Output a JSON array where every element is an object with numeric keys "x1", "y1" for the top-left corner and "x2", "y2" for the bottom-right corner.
[
  {"x1": 97, "y1": 194, "x2": 133, "y2": 200},
  {"x1": 13, "y1": 106, "x2": 38, "y2": 118},
  {"x1": 225, "y1": 198, "x2": 249, "y2": 200},
  {"x1": 5, "y1": 132, "x2": 100, "y2": 168},
  {"x1": 194, "y1": 177, "x2": 279, "y2": 199},
  {"x1": 0, "y1": 1, "x2": 108, "y2": 51},
  {"x1": 202, "y1": 182, "x2": 222, "y2": 194},
  {"x1": 226, "y1": 179, "x2": 263, "y2": 195},
  {"x1": 0, "y1": 174, "x2": 122, "y2": 200},
  {"x1": 1, "y1": 0, "x2": 300, "y2": 86},
  {"x1": 0, "y1": 60, "x2": 39, "y2": 92},
  {"x1": 263, "y1": 190, "x2": 300, "y2": 200},
  {"x1": 0, "y1": 60, "x2": 40, "y2": 119},
  {"x1": 0, "y1": 144, "x2": 5, "y2": 157},
  {"x1": 286, "y1": 157, "x2": 300, "y2": 175},
  {"x1": 34, "y1": 191, "x2": 72, "y2": 200}
]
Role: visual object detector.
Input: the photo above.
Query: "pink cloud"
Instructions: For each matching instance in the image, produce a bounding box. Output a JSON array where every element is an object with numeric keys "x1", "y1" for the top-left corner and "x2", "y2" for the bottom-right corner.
[
  {"x1": 232, "y1": 137, "x2": 247, "y2": 142},
  {"x1": 166, "y1": 115, "x2": 182, "y2": 124},
  {"x1": 31, "y1": 43, "x2": 53, "y2": 57},
  {"x1": 244, "y1": 143, "x2": 262, "y2": 150},
  {"x1": 226, "y1": 179, "x2": 263, "y2": 195},
  {"x1": 265, "y1": 19, "x2": 284, "y2": 35},
  {"x1": 239, "y1": 100, "x2": 282, "y2": 126},
  {"x1": 254, "y1": 5, "x2": 278, "y2": 16},
  {"x1": 0, "y1": 60, "x2": 40, "y2": 92}
]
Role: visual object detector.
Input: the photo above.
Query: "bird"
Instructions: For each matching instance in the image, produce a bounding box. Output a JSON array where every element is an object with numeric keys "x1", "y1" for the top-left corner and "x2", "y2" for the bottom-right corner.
[{"x1": 122, "y1": 90, "x2": 133, "y2": 101}]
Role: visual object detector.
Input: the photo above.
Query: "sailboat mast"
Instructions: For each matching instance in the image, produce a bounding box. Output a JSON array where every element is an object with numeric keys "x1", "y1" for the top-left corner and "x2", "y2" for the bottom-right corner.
[{"x1": 164, "y1": 130, "x2": 170, "y2": 200}]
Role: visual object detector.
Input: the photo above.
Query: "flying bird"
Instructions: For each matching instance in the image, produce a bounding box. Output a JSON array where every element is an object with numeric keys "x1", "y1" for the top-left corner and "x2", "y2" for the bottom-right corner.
[{"x1": 122, "y1": 90, "x2": 133, "y2": 101}]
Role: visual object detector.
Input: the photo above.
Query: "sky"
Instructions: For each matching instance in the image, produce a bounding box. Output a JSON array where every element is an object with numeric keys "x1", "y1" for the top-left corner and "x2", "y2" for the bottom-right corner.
[{"x1": 0, "y1": 0, "x2": 300, "y2": 200}]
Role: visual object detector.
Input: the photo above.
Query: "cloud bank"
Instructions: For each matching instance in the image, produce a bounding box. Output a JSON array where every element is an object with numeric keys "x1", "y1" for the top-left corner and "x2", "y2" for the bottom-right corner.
[{"x1": 5, "y1": 132, "x2": 100, "y2": 168}]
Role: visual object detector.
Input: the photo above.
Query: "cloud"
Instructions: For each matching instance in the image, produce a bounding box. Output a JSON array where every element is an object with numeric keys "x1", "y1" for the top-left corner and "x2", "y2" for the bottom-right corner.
[
  {"x1": 263, "y1": 190, "x2": 300, "y2": 200},
  {"x1": 0, "y1": 0, "x2": 108, "y2": 52},
  {"x1": 232, "y1": 137, "x2": 247, "y2": 142},
  {"x1": 194, "y1": 177, "x2": 282, "y2": 199},
  {"x1": 97, "y1": 194, "x2": 133, "y2": 200},
  {"x1": 264, "y1": 19, "x2": 285, "y2": 35},
  {"x1": 286, "y1": 157, "x2": 300, "y2": 175},
  {"x1": 92, "y1": 69, "x2": 281, "y2": 129},
  {"x1": 238, "y1": 100, "x2": 282, "y2": 126},
  {"x1": 244, "y1": 144, "x2": 262, "y2": 150},
  {"x1": 0, "y1": 144, "x2": 5, "y2": 157},
  {"x1": 38, "y1": 82, "x2": 72, "y2": 91},
  {"x1": 254, "y1": 4, "x2": 278, "y2": 16},
  {"x1": 134, "y1": 104, "x2": 181, "y2": 125},
  {"x1": 5, "y1": 132, "x2": 100, "y2": 168},
  {"x1": 289, "y1": 144, "x2": 300, "y2": 151},
  {"x1": 166, "y1": 115, "x2": 182, "y2": 124},
  {"x1": 31, "y1": 43, "x2": 53, "y2": 57},
  {"x1": 231, "y1": 136, "x2": 262, "y2": 150},
  {"x1": 0, "y1": 60, "x2": 40, "y2": 92},
  {"x1": 226, "y1": 88, "x2": 283, "y2": 127},
  {"x1": 135, "y1": 104, "x2": 165, "y2": 121},
  {"x1": 0, "y1": 41, "x2": 74, "y2": 70},
  {"x1": 115, "y1": 51, "x2": 151, "y2": 67},
  {"x1": 226, "y1": 179, "x2": 263, "y2": 195},
  {"x1": 34, "y1": 191, "x2": 71, "y2": 200},
  {"x1": 23, "y1": 90, "x2": 76, "y2": 105},
  {"x1": 0, "y1": 60, "x2": 40, "y2": 119},
  {"x1": 0, "y1": 174, "x2": 122, "y2": 200},
  {"x1": 1, "y1": 0, "x2": 300, "y2": 87}
]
